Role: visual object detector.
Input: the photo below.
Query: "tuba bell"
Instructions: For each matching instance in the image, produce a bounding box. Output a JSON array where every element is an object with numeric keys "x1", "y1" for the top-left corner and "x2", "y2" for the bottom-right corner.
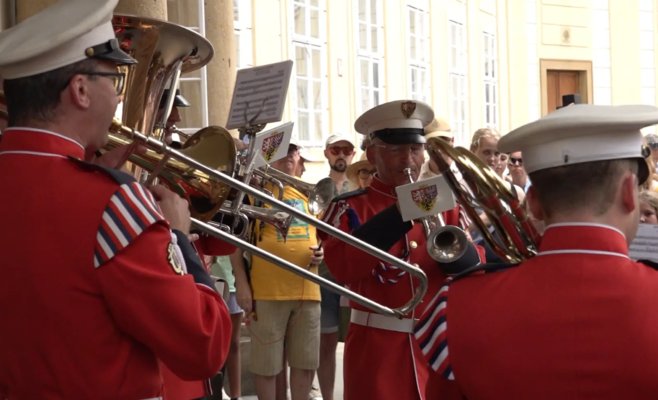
[
  {"x1": 425, "y1": 137, "x2": 541, "y2": 263},
  {"x1": 108, "y1": 15, "x2": 241, "y2": 222}
]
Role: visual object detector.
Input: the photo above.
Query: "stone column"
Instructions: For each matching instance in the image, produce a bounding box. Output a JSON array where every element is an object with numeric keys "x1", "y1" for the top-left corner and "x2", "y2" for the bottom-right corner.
[
  {"x1": 204, "y1": 0, "x2": 236, "y2": 128},
  {"x1": 115, "y1": 0, "x2": 167, "y2": 20},
  {"x1": 17, "y1": 0, "x2": 167, "y2": 21},
  {"x1": 16, "y1": 0, "x2": 55, "y2": 21}
]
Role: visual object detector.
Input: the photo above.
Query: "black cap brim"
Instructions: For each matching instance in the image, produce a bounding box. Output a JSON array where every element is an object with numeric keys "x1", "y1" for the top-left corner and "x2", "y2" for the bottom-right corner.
[
  {"x1": 372, "y1": 128, "x2": 426, "y2": 145},
  {"x1": 85, "y1": 38, "x2": 137, "y2": 65}
]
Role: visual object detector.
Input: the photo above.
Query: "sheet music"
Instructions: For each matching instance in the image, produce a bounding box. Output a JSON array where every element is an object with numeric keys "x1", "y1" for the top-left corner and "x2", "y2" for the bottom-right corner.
[
  {"x1": 226, "y1": 60, "x2": 293, "y2": 129},
  {"x1": 629, "y1": 223, "x2": 658, "y2": 262}
]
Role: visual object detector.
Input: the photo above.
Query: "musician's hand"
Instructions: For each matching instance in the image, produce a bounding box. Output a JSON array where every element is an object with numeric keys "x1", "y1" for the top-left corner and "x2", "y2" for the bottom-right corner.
[
  {"x1": 150, "y1": 185, "x2": 191, "y2": 234},
  {"x1": 87, "y1": 143, "x2": 146, "y2": 170},
  {"x1": 308, "y1": 242, "x2": 324, "y2": 267}
]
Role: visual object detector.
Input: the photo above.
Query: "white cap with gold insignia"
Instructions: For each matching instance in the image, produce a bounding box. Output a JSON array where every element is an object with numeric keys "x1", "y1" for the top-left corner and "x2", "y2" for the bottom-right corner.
[
  {"x1": 0, "y1": 0, "x2": 136, "y2": 80},
  {"x1": 499, "y1": 104, "x2": 658, "y2": 182},
  {"x1": 355, "y1": 100, "x2": 434, "y2": 144}
]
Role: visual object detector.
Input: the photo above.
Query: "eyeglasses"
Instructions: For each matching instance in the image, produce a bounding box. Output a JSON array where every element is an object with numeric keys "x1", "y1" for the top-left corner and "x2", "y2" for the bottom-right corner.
[
  {"x1": 508, "y1": 157, "x2": 523, "y2": 166},
  {"x1": 328, "y1": 146, "x2": 354, "y2": 156},
  {"x1": 81, "y1": 71, "x2": 126, "y2": 95},
  {"x1": 649, "y1": 143, "x2": 658, "y2": 149},
  {"x1": 357, "y1": 168, "x2": 376, "y2": 179},
  {"x1": 374, "y1": 143, "x2": 425, "y2": 156}
]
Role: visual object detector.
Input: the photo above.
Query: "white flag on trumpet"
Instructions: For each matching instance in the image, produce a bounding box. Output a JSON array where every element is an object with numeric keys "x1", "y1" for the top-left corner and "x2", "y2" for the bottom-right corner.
[{"x1": 395, "y1": 174, "x2": 456, "y2": 222}]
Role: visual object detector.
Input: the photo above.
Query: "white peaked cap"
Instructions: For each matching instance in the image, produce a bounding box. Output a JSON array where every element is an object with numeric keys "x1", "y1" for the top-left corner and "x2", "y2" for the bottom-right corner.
[
  {"x1": 499, "y1": 104, "x2": 658, "y2": 178},
  {"x1": 0, "y1": 0, "x2": 136, "y2": 80},
  {"x1": 355, "y1": 100, "x2": 434, "y2": 144}
]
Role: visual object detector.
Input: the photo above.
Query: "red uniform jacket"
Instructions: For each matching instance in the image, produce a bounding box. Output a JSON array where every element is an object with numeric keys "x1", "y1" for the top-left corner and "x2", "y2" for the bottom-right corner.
[
  {"x1": 417, "y1": 223, "x2": 658, "y2": 399},
  {"x1": 321, "y1": 177, "x2": 477, "y2": 400},
  {"x1": 0, "y1": 128, "x2": 231, "y2": 399},
  {"x1": 160, "y1": 235, "x2": 235, "y2": 399}
]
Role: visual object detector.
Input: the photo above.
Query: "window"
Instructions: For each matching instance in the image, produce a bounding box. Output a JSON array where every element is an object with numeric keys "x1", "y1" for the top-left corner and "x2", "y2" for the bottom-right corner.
[
  {"x1": 233, "y1": 0, "x2": 253, "y2": 68},
  {"x1": 639, "y1": 1, "x2": 655, "y2": 107},
  {"x1": 483, "y1": 30, "x2": 498, "y2": 128},
  {"x1": 167, "y1": 0, "x2": 209, "y2": 133},
  {"x1": 449, "y1": 19, "x2": 467, "y2": 142},
  {"x1": 291, "y1": 0, "x2": 327, "y2": 145},
  {"x1": 355, "y1": 0, "x2": 384, "y2": 115},
  {"x1": 407, "y1": 0, "x2": 430, "y2": 102}
]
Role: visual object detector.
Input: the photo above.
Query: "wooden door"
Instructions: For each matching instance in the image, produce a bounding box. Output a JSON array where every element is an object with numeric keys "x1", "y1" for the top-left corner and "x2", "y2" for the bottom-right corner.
[{"x1": 546, "y1": 70, "x2": 580, "y2": 112}]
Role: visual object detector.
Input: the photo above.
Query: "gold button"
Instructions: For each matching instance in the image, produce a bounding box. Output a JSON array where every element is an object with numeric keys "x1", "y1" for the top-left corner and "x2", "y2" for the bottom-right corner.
[{"x1": 409, "y1": 240, "x2": 418, "y2": 249}]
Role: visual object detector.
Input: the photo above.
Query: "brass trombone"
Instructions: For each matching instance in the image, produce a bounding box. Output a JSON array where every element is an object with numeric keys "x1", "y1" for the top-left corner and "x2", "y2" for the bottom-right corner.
[{"x1": 109, "y1": 120, "x2": 427, "y2": 317}]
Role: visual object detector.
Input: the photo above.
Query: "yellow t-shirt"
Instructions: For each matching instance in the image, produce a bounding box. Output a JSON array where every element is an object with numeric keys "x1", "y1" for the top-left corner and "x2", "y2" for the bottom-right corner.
[{"x1": 250, "y1": 185, "x2": 321, "y2": 301}]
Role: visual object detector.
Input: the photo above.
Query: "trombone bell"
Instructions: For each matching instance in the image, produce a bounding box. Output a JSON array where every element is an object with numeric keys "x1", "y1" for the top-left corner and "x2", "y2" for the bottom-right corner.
[{"x1": 108, "y1": 120, "x2": 237, "y2": 221}]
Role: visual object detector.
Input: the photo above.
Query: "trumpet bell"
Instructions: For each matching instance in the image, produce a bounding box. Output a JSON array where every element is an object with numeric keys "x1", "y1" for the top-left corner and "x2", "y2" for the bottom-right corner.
[
  {"x1": 427, "y1": 226, "x2": 469, "y2": 263},
  {"x1": 309, "y1": 177, "x2": 337, "y2": 215}
]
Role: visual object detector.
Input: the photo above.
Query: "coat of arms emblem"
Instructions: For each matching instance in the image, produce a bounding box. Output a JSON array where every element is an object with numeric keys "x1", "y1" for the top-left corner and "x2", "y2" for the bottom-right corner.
[
  {"x1": 261, "y1": 131, "x2": 285, "y2": 162},
  {"x1": 401, "y1": 101, "x2": 417, "y2": 118},
  {"x1": 411, "y1": 184, "x2": 438, "y2": 212}
]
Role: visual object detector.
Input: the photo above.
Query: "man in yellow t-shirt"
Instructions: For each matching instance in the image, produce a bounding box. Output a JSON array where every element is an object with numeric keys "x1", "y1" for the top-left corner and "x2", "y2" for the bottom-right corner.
[{"x1": 235, "y1": 143, "x2": 322, "y2": 400}]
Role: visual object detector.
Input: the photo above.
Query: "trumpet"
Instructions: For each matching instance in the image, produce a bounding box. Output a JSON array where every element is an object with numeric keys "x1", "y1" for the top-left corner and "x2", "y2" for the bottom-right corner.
[{"x1": 403, "y1": 168, "x2": 470, "y2": 263}]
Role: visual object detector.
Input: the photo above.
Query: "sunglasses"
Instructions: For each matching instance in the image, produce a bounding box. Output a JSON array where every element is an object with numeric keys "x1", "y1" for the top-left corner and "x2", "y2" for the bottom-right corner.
[
  {"x1": 649, "y1": 143, "x2": 658, "y2": 149},
  {"x1": 508, "y1": 157, "x2": 523, "y2": 166},
  {"x1": 329, "y1": 146, "x2": 354, "y2": 156}
]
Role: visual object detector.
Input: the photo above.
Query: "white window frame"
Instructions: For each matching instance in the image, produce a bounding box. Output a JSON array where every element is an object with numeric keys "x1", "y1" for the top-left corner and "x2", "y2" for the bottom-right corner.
[
  {"x1": 233, "y1": 0, "x2": 253, "y2": 69},
  {"x1": 448, "y1": 18, "x2": 468, "y2": 144},
  {"x1": 169, "y1": 0, "x2": 209, "y2": 134},
  {"x1": 407, "y1": 0, "x2": 430, "y2": 102},
  {"x1": 290, "y1": 0, "x2": 327, "y2": 146},
  {"x1": 354, "y1": 0, "x2": 385, "y2": 116},
  {"x1": 483, "y1": 30, "x2": 498, "y2": 128}
]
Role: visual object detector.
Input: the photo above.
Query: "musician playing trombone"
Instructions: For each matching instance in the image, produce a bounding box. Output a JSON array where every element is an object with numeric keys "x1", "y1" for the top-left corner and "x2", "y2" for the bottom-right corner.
[
  {"x1": 321, "y1": 100, "x2": 484, "y2": 400},
  {"x1": 0, "y1": 0, "x2": 231, "y2": 398}
]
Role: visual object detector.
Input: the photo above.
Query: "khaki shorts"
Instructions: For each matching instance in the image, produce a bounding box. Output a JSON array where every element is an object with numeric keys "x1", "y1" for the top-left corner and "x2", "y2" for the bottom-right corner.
[{"x1": 248, "y1": 300, "x2": 320, "y2": 376}]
